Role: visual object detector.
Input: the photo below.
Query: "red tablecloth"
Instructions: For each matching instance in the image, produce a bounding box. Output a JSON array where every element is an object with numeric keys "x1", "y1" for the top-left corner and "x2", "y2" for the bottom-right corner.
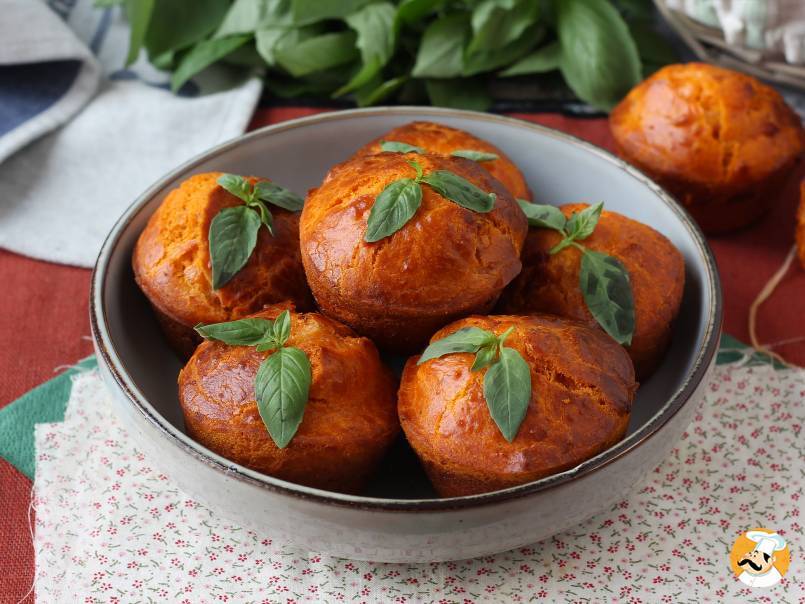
[{"x1": 2, "y1": 108, "x2": 804, "y2": 601}]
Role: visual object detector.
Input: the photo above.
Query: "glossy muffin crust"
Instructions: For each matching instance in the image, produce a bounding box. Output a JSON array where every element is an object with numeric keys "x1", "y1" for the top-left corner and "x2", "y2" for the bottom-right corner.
[
  {"x1": 355, "y1": 121, "x2": 532, "y2": 200},
  {"x1": 178, "y1": 305, "x2": 399, "y2": 493},
  {"x1": 610, "y1": 63, "x2": 804, "y2": 233},
  {"x1": 133, "y1": 172, "x2": 313, "y2": 357},
  {"x1": 499, "y1": 203, "x2": 685, "y2": 379},
  {"x1": 300, "y1": 152, "x2": 528, "y2": 352},
  {"x1": 399, "y1": 314, "x2": 637, "y2": 497}
]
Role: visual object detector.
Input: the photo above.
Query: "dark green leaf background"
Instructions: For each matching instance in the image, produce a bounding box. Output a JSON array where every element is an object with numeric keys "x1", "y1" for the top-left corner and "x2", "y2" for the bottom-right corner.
[{"x1": 117, "y1": 0, "x2": 675, "y2": 111}]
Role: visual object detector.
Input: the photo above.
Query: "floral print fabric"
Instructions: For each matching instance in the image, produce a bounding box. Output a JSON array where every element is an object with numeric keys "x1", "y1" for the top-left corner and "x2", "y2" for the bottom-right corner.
[{"x1": 34, "y1": 362, "x2": 804, "y2": 603}]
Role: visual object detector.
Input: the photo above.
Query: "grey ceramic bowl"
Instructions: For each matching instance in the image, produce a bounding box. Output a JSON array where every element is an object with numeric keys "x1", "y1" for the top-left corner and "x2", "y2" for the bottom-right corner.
[{"x1": 91, "y1": 107, "x2": 722, "y2": 563}]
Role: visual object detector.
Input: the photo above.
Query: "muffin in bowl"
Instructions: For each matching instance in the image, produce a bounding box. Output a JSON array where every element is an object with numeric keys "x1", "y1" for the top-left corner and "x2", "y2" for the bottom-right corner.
[
  {"x1": 610, "y1": 62, "x2": 804, "y2": 233},
  {"x1": 179, "y1": 304, "x2": 399, "y2": 493},
  {"x1": 499, "y1": 203, "x2": 685, "y2": 379},
  {"x1": 355, "y1": 121, "x2": 532, "y2": 201},
  {"x1": 133, "y1": 172, "x2": 314, "y2": 357},
  {"x1": 399, "y1": 314, "x2": 637, "y2": 497},
  {"x1": 300, "y1": 152, "x2": 528, "y2": 352}
]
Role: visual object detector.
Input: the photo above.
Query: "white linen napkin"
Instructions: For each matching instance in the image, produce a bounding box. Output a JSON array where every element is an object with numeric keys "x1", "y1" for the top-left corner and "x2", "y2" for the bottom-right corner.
[
  {"x1": 0, "y1": 0, "x2": 261, "y2": 267},
  {"x1": 32, "y1": 359, "x2": 804, "y2": 602}
]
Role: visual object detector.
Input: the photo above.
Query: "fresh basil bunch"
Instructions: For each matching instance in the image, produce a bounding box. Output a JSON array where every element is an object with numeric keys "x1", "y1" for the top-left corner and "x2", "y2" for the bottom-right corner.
[
  {"x1": 195, "y1": 310, "x2": 312, "y2": 448},
  {"x1": 517, "y1": 200, "x2": 635, "y2": 345},
  {"x1": 418, "y1": 326, "x2": 532, "y2": 442},
  {"x1": 365, "y1": 159, "x2": 496, "y2": 242},
  {"x1": 112, "y1": 0, "x2": 675, "y2": 111},
  {"x1": 210, "y1": 173, "x2": 303, "y2": 289}
]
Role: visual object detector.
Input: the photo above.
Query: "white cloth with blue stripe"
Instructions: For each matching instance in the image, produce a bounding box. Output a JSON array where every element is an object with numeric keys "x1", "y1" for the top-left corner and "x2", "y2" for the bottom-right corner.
[{"x1": 0, "y1": 0, "x2": 261, "y2": 267}]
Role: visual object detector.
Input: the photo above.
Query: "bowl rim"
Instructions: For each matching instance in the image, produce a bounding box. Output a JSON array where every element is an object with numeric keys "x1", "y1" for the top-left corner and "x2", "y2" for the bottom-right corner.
[{"x1": 90, "y1": 106, "x2": 723, "y2": 512}]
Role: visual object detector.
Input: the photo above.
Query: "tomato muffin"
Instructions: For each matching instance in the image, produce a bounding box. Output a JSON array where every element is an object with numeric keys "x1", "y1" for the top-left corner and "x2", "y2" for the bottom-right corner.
[
  {"x1": 133, "y1": 172, "x2": 313, "y2": 357},
  {"x1": 399, "y1": 314, "x2": 637, "y2": 497},
  {"x1": 356, "y1": 121, "x2": 532, "y2": 200},
  {"x1": 300, "y1": 152, "x2": 528, "y2": 352},
  {"x1": 610, "y1": 63, "x2": 804, "y2": 233},
  {"x1": 499, "y1": 203, "x2": 685, "y2": 379},
  {"x1": 179, "y1": 305, "x2": 399, "y2": 493}
]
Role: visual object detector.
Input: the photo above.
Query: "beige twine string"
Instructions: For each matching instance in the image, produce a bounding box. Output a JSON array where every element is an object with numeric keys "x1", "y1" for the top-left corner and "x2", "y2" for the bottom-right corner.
[{"x1": 748, "y1": 244, "x2": 799, "y2": 368}]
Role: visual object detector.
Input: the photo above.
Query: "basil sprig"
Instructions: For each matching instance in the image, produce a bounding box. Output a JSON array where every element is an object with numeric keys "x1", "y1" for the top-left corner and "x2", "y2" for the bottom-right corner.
[
  {"x1": 517, "y1": 199, "x2": 635, "y2": 346},
  {"x1": 379, "y1": 140, "x2": 498, "y2": 163},
  {"x1": 210, "y1": 174, "x2": 304, "y2": 290},
  {"x1": 195, "y1": 310, "x2": 312, "y2": 449},
  {"x1": 418, "y1": 326, "x2": 531, "y2": 442},
  {"x1": 365, "y1": 159, "x2": 495, "y2": 242}
]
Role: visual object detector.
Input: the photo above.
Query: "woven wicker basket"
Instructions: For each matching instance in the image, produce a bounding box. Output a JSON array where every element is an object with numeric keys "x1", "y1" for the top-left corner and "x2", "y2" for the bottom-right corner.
[{"x1": 655, "y1": 0, "x2": 805, "y2": 91}]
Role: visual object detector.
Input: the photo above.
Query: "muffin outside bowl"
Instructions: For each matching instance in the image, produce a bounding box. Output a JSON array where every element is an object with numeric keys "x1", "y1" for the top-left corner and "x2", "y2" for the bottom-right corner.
[
  {"x1": 499, "y1": 203, "x2": 685, "y2": 379},
  {"x1": 300, "y1": 152, "x2": 528, "y2": 353},
  {"x1": 133, "y1": 172, "x2": 314, "y2": 357},
  {"x1": 610, "y1": 62, "x2": 804, "y2": 234},
  {"x1": 355, "y1": 120, "x2": 532, "y2": 201},
  {"x1": 178, "y1": 305, "x2": 399, "y2": 494},
  {"x1": 398, "y1": 314, "x2": 638, "y2": 498}
]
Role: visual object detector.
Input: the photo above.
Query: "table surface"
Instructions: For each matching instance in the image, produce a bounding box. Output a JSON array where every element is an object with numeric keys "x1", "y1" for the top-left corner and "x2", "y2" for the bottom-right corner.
[{"x1": 2, "y1": 107, "x2": 804, "y2": 601}]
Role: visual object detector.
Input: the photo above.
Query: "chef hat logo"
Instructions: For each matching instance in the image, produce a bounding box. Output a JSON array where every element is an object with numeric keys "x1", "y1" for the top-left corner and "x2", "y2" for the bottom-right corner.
[{"x1": 729, "y1": 527, "x2": 791, "y2": 588}]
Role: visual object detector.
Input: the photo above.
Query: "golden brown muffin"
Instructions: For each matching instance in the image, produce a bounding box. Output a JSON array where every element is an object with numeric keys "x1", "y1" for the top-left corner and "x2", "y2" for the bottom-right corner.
[
  {"x1": 399, "y1": 314, "x2": 637, "y2": 497},
  {"x1": 178, "y1": 305, "x2": 399, "y2": 493},
  {"x1": 499, "y1": 203, "x2": 685, "y2": 379},
  {"x1": 610, "y1": 63, "x2": 804, "y2": 234},
  {"x1": 300, "y1": 152, "x2": 528, "y2": 352},
  {"x1": 133, "y1": 172, "x2": 314, "y2": 357},
  {"x1": 356, "y1": 121, "x2": 532, "y2": 201},
  {"x1": 798, "y1": 180, "x2": 805, "y2": 268}
]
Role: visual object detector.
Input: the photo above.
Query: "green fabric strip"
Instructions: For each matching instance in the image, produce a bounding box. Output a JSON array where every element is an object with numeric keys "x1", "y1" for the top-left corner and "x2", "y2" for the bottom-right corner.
[
  {"x1": 0, "y1": 356, "x2": 97, "y2": 479},
  {"x1": 0, "y1": 333, "x2": 786, "y2": 480}
]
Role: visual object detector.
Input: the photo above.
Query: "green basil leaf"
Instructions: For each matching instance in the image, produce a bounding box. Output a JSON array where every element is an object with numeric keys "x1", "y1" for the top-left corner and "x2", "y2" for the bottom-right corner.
[
  {"x1": 354, "y1": 75, "x2": 407, "y2": 106},
  {"x1": 420, "y1": 170, "x2": 496, "y2": 212},
  {"x1": 579, "y1": 249, "x2": 635, "y2": 345},
  {"x1": 145, "y1": 0, "x2": 230, "y2": 58},
  {"x1": 380, "y1": 140, "x2": 425, "y2": 154},
  {"x1": 218, "y1": 173, "x2": 253, "y2": 202},
  {"x1": 483, "y1": 347, "x2": 531, "y2": 442},
  {"x1": 500, "y1": 41, "x2": 561, "y2": 77},
  {"x1": 517, "y1": 199, "x2": 566, "y2": 231},
  {"x1": 470, "y1": 343, "x2": 498, "y2": 372},
  {"x1": 255, "y1": 27, "x2": 293, "y2": 66},
  {"x1": 406, "y1": 159, "x2": 424, "y2": 181},
  {"x1": 209, "y1": 205, "x2": 261, "y2": 289},
  {"x1": 364, "y1": 178, "x2": 423, "y2": 242},
  {"x1": 335, "y1": 2, "x2": 397, "y2": 96},
  {"x1": 565, "y1": 201, "x2": 603, "y2": 241},
  {"x1": 124, "y1": 0, "x2": 155, "y2": 66},
  {"x1": 251, "y1": 200, "x2": 275, "y2": 235},
  {"x1": 412, "y1": 14, "x2": 469, "y2": 78},
  {"x1": 463, "y1": 23, "x2": 543, "y2": 76},
  {"x1": 451, "y1": 149, "x2": 499, "y2": 162},
  {"x1": 397, "y1": 0, "x2": 443, "y2": 24},
  {"x1": 171, "y1": 35, "x2": 250, "y2": 91},
  {"x1": 195, "y1": 318, "x2": 275, "y2": 345},
  {"x1": 468, "y1": 0, "x2": 539, "y2": 54},
  {"x1": 418, "y1": 327, "x2": 498, "y2": 365},
  {"x1": 556, "y1": 0, "x2": 641, "y2": 111},
  {"x1": 291, "y1": 0, "x2": 374, "y2": 24},
  {"x1": 214, "y1": 0, "x2": 268, "y2": 37},
  {"x1": 255, "y1": 346, "x2": 312, "y2": 449},
  {"x1": 424, "y1": 78, "x2": 492, "y2": 112},
  {"x1": 254, "y1": 180, "x2": 304, "y2": 211},
  {"x1": 275, "y1": 31, "x2": 359, "y2": 77},
  {"x1": 271, "y1": 310, "x2": 291, "y2": 346}
]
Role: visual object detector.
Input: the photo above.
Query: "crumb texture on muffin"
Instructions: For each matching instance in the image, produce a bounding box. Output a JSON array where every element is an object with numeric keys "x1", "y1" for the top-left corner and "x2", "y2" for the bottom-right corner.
[
  {"x1": 356, "y1": 121, "x2": 532, "y2": 200},
  {"x1": 133, "y1": 172, "x2": 313, "y2": 330},
  {"x1": 300, "y1": 152, "x2": 528, "y2": 350},
  {"x1": 499, "y1": 203, "x2": 685, "y2": 379},
  {"x1": 398, "y1": 314, "x2": 637, "y2": 497},
  {"x1": 178, "y1": 305, "x2": 399, "y2": 493},
  {"x1": 610, "y1": 63, "x2": 804, "y2": 232}
]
